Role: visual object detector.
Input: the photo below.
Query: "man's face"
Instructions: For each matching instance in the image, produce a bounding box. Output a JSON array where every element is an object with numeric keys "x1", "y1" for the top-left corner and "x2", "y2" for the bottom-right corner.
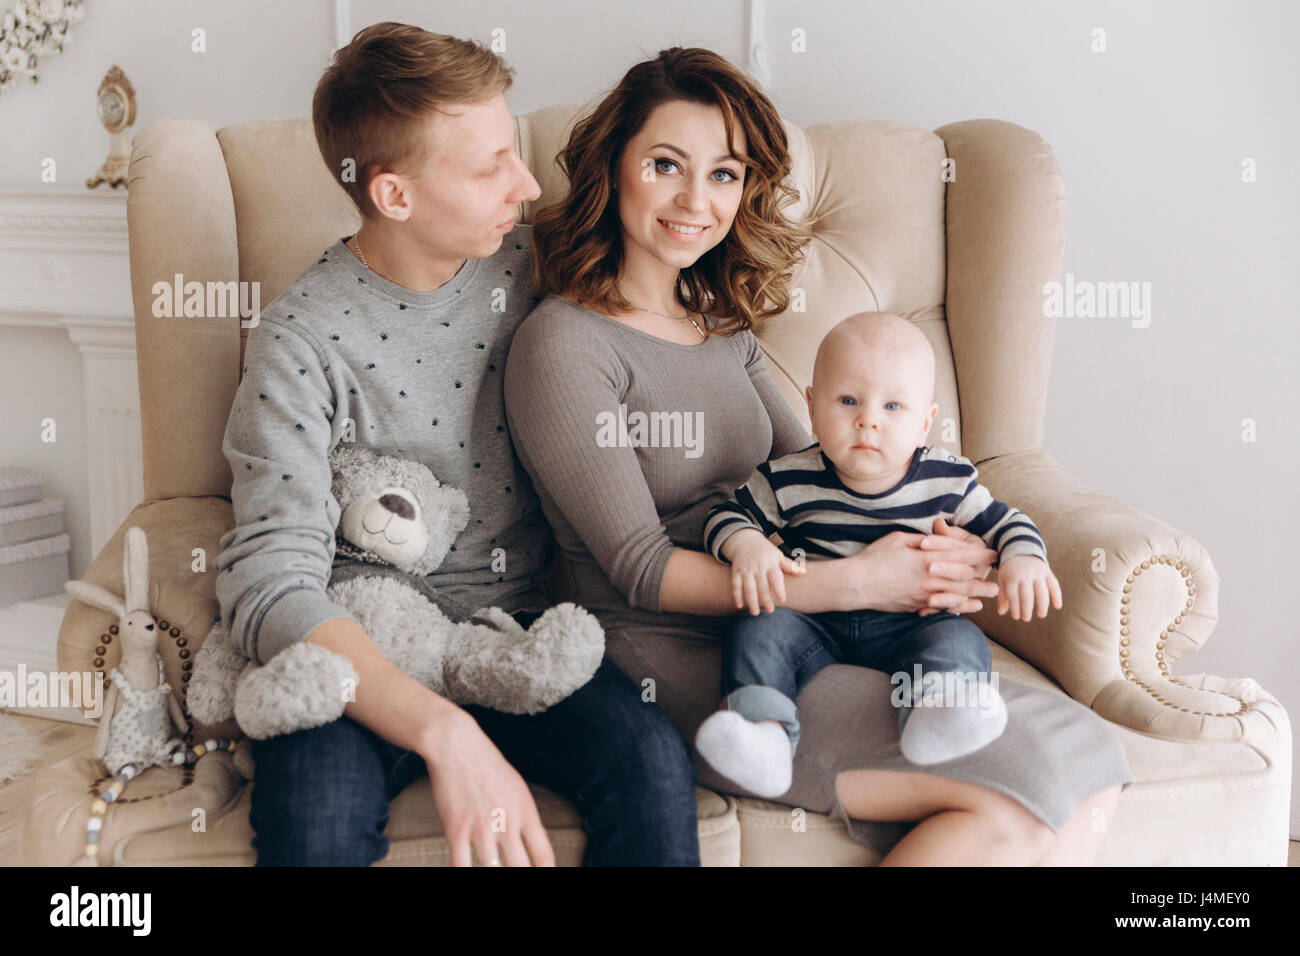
[
  {"x1": 397, "y1": 93, "x2": 541, "y2": 260},
  {"x1": 613, "y1": 99, "x2": 747, "y2": 273}
]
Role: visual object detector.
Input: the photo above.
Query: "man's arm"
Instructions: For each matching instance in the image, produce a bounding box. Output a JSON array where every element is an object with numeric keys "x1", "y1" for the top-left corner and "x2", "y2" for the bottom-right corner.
[
  {"x1": 217, "y1": 319, "x2": 552, "y2": 865},
  {"x1": 214, "y1": 319, "x2": 357, "y2": 664},
  {"x1": 303, "y1": 589, "x2": 555, "y2": 867}
]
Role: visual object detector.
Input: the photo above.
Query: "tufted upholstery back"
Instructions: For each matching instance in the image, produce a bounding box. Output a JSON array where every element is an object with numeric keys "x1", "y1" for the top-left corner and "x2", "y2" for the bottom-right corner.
[{"x1": 126, "y1": 105, "x2": 1067, "y2": 504}]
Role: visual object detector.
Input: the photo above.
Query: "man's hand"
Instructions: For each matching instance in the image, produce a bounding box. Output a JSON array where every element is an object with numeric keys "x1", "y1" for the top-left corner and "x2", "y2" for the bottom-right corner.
[
  {"x1": 995, "y1": 554, "x2": 1063, "y2": 622},
  {"x1": 721, "y1": 528, "x2": 806, "y2": 615},
  {"x1": 419, "y1": 704, "x2": 556, "y2": 867}
]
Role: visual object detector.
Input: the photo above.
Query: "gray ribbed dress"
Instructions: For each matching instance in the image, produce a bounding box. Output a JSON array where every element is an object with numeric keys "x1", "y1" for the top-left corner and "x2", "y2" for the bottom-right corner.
[{"x1": 503, "y1": 293, "x2": 1135, "y2": 854}]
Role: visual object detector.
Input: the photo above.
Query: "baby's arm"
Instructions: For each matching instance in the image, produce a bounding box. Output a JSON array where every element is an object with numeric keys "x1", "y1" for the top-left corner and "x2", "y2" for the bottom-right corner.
[
  {"x1": 703, "y1": 468, "x2": 804, "y2": 615},
  {"x1": 721, "y1": 530, "x2": 805, "y2": 616},
  {"x1": 943, "y1": 451, "x2": 1062, "y2": 622},
  {"x1": 995, "y1": 553, "x2": 1063, "y2": 621}
]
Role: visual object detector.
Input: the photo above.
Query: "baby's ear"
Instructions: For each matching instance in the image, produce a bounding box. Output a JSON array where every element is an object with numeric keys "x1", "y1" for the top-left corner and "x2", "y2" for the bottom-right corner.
[{"x1": 921, "y1": 402, "x2": 940, "y2": 442}]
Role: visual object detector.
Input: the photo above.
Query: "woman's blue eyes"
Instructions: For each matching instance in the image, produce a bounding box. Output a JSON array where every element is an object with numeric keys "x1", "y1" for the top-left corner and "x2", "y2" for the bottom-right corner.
[{"x1": 653, "y1": 158, "x2": 739, "y2": 182}]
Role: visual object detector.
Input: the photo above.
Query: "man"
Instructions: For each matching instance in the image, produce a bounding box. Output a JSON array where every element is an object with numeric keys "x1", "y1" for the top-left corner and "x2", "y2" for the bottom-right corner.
[{"x1": 216, "y1": 22, "x2": 699, "y2": 866}]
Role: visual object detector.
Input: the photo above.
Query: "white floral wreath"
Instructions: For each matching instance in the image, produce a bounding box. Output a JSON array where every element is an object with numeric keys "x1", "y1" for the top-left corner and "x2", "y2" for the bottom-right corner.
[{"x1": 0, "y1": 0, "x2": 84, "y2": 95}]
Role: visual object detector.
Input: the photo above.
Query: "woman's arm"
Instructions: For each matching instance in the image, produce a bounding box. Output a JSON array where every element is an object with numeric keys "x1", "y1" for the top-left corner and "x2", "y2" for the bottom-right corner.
[
  {"x1": 660, "y1": 520, "x2": 999, "y2": 616},
  {"x1": 504, "y1": 310, "x2": 680, "y2": 612},
  {"x1": 738, "y1": 330, "x2": 813, "y2": 459}
]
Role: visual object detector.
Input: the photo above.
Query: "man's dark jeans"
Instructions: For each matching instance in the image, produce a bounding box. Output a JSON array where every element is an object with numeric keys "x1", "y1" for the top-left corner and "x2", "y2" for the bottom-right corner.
[{"x1": 249, "y1": 611, "x2": 700, "y2": 866}]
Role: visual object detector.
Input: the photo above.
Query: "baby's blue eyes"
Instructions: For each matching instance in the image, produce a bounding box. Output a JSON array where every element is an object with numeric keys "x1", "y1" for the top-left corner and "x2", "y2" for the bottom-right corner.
[
  {"x1": 653, "y1": 158, "x2": 739, "y2": 182},
  {"x1": 839, "y1": 396, "x2": 901, "y2": 410}
]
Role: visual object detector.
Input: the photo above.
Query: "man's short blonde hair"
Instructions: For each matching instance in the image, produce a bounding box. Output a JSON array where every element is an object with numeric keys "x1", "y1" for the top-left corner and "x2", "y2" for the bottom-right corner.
[{"x1": 312, "y1": 22, "x2": 514, "y2": 219}]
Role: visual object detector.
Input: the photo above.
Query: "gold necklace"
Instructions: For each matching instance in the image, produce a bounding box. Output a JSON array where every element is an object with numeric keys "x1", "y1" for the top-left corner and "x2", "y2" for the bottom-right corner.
[
  {"x1": 625, "y1": 298, "x2": 707, "y2": 338},
  {"x1": 352, "y1": 233, "x2": 367, "y2": 269}
]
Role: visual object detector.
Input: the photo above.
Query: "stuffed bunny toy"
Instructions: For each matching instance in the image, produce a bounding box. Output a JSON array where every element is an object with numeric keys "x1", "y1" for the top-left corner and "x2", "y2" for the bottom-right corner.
[
  {"x1": 64, "y1": 525, "x2": 238, "y2": 865},
  {"x1": 188, "y1": 442, "x2": 605, "y2": 748}
]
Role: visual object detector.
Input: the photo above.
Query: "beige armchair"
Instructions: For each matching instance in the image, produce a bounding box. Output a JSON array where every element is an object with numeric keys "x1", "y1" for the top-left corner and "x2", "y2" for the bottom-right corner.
[{"x1": 20, "y1": 106, "x2": 1290, "y2": 865}]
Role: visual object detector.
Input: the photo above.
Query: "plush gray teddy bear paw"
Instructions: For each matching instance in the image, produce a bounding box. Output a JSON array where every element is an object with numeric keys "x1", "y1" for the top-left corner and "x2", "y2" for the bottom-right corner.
[
  {"x1": 446, "y1": 602, "x2": 605, "y2": 715},
  {"x1": 187, "y1": 622, "x2": 247, "y2": 725},
  {"x1": 232, "y1": 640, "x2": 360, "y2": 740}
]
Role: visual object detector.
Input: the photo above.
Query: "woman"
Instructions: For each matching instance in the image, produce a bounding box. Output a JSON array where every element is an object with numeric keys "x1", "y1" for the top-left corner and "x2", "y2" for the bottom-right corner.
[{"x1": 503, "y1": 47, "x2": 1134, "y2": 864}]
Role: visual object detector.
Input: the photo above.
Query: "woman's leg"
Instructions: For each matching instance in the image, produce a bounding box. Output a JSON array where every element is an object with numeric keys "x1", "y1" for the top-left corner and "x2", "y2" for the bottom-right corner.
[
  {"x1": 1032, "y1": 784, "x2": 1122, "y2": 866},
  {"x1": 834, "y1": 768, "x2": 1056, "y2": 866}
]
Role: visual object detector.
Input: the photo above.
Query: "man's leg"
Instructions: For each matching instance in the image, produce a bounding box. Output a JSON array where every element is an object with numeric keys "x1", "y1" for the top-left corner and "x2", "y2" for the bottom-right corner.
[
  {"x1": 249, "y1": 715, "x2": 427, "y2": 866},
  {"x1": 464, "y1": 655, "x2": 701, "y2": 866}
]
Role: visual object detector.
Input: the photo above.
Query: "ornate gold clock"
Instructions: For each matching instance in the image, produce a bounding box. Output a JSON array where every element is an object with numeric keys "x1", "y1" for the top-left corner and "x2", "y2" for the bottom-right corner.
[{"x1": 86, "y1": 65, "x2": 136, "y2": 189}]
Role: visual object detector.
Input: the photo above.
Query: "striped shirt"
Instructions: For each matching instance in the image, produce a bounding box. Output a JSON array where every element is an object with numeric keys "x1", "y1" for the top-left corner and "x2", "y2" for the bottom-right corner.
[{"x1": 702, "y1": 443, "x2": 1047, "y2": 567}]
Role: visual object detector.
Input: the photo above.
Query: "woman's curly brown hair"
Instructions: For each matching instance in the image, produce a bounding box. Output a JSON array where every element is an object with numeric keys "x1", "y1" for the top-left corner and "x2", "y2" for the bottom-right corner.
[{"x1": 531, "y1": 47, "x2": 809, "y2": 337}]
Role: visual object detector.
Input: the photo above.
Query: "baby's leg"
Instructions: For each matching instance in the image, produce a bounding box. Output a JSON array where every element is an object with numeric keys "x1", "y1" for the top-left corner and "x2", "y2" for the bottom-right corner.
[
  {"x1": 695, "y1": 608, "x2": 835, "y2": 798},
  {"x1": 886, "y1": 615, "x2": 1006, "y2": 765}
]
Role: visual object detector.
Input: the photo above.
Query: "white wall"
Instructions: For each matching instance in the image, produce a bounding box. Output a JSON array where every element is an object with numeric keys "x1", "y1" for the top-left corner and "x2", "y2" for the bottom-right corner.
[
  {"x1": 1, "y1": 0, "x2": 1295, "y2": 835},
  {"x1": 0, "y1": 325, "x2": 88, "y2": 562}
]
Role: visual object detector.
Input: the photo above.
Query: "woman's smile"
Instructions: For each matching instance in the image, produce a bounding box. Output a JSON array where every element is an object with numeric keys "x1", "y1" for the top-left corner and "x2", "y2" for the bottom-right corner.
[{"x1": 657, "y1": 217, "x2": 710, "y2": 241}]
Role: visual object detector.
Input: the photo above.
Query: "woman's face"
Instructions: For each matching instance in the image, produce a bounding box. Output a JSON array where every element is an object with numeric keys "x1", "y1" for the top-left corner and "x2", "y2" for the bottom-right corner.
[{"x1": 613, "y1": 99, "x2": 748, "y2": 273}]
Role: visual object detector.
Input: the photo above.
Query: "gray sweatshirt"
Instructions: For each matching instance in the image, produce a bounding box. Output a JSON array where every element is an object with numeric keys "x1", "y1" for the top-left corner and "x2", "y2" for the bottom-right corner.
[{"x1": 215, "y1": 226, "x2": 553, "y2": 665}]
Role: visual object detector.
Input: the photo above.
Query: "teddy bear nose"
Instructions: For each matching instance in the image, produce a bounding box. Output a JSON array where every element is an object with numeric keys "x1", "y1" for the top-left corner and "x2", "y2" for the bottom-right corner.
[{"x1": 378, "y1": 492, "x2": 415, "y2": 520}]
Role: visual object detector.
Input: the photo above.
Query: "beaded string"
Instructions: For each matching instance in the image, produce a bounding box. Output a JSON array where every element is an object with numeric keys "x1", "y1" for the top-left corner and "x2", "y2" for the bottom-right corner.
[
  {"x1": 78, "y1": 736, "x2": 240, "y2": 864},
  {"x1": 79, "y1": 617, "x2": 242, "y2": 865}
]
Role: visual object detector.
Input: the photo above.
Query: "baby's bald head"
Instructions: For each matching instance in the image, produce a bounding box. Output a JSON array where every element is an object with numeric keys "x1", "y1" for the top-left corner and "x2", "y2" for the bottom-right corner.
[{"x1": 813, "y1": 311, "x2": 936, "y2": 403}]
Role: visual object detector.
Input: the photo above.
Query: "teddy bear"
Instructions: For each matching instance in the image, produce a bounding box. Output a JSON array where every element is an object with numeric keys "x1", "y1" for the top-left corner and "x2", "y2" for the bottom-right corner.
[{"x1": 188, "y1": 441, "x2": 605, "y2": 754}]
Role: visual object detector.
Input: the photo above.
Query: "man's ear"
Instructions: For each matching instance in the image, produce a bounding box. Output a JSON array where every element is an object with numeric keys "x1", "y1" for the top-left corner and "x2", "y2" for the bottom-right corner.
[{"x1": 369, "y1": 171, "x2": 414, "y2": 223}]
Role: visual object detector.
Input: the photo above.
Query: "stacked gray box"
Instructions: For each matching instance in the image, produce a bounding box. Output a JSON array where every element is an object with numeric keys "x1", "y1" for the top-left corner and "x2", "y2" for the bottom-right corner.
[{"x1": 0, "y1": 467, "x2": 70, "y2": 606}]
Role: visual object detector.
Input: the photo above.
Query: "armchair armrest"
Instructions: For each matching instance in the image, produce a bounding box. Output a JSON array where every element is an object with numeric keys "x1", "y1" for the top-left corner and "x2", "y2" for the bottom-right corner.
[
  {"x1": 58, "y1": 495, "x2": 240, "y2": 742},
  {"x1": 968, "y1": 450, "x2": 1282, "y2": 745}
]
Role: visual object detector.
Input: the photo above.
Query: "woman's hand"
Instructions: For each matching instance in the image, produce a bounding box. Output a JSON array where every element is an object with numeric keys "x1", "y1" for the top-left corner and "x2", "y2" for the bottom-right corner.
[
  {"x1": 916, "y1": 517, "x2": 997, "y2": 616},
  {"x1": 839, "y1": 517, "x2": 999, "y2": 615}
]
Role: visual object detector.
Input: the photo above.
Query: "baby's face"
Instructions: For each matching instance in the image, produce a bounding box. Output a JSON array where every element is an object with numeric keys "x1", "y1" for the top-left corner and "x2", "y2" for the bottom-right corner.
[{"x1": 805, "y1": 336, "x2": 938, "y2": 494}]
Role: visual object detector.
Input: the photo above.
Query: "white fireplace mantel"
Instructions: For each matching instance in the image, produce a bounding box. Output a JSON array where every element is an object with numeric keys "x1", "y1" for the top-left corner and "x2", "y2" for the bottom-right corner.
[{"x1": 0, "y1": 186, "x2": 141, "y2": 557}]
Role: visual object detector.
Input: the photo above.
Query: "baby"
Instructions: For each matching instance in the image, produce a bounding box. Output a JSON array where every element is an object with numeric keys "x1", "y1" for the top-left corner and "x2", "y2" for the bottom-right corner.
[{"x1": 696, "y1": 311, "x2": 1062, "y2": 798}]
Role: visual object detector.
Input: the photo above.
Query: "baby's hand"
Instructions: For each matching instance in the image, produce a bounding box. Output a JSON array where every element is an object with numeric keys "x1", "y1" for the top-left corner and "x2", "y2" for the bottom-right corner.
[
  {"x1": 995, "y1": 555, "x2": 1063, "y2": 622},
  {"x1": 722, "y1": 529, "x2": 805, "y2": 616}
]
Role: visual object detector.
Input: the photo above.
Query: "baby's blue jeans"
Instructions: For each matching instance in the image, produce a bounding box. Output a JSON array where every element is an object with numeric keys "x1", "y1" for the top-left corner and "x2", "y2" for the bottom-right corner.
[{"x1": 721, "y1": 606, "x2": 994, "y2": 753}]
